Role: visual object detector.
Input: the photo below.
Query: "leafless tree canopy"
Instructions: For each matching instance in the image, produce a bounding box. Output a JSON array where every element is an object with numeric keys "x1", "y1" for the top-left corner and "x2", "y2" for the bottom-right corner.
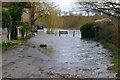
[{"x1": 76, "y1": 1, "x2": 120, "y2": 19}]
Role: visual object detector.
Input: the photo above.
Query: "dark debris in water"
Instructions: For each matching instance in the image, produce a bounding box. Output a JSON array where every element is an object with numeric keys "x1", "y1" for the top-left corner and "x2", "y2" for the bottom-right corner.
[
  {"x1": 33, "y1": 46, "x2": 36, "y2": 48},
  {"x1": 95, "y1": 44, "x2": 99, "y2": 47},
  {"x1": 28, "y1": 56, "x2": 32, "y2": 57}
]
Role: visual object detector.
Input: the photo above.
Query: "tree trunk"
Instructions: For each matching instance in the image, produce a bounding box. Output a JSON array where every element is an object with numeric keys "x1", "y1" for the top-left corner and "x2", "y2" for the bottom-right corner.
[
  {"x1": 21, "y1": 29, "x2": 24, "y2": 38},
  {"x1": 21, "y1": 33, "x2": 24, "y2": 38},
  {"x1": 11, "y1": 21, "x2": 18, "y2": 40},
  {"x1": 7, "y1": 29, "x2": 10, "y2": 40},
  {"x1": 26, "y1": 32, "x2": 28, "y2": 37},
  {"x1": 118, "y1": 19, "x2": 120, "y2": 48}
]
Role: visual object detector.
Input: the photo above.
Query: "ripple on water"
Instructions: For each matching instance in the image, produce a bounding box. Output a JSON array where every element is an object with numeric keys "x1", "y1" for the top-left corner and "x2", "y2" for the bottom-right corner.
[{"x1": 27, "y1": 30, "x2": 116, "y2": 78}]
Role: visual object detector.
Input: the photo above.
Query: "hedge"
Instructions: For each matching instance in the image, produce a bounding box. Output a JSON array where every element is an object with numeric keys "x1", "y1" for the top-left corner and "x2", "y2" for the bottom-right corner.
[{"x1": 80, "y1": 23, "x2": 100, "y2": 38}]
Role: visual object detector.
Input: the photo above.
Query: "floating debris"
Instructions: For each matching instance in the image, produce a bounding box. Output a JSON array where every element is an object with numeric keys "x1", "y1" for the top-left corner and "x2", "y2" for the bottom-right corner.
[
  {"x1": 28, "y1": 56, "x2": 32, "y2": 57},
  {"x1": 39, "y1": 44, "x2": 47, "y2": 47},
  {"x1": 110, "y1": 55, "x2": 113, "y2": 57},
  {"x1": 17, "y1": 55, "x2": 24, "y2": 58},
  {"x1": 95, "y1": 44, "x2": 99, "y2": 47},
  {"x1": 33, "y1": 46, "x2": 36, "y2": 48}
]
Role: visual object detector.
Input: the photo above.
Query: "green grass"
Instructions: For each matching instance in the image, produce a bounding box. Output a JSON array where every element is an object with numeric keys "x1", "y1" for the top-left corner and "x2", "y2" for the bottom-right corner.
[
  {"x1": 18, "y1": 33, "x2": 35, "y2": 42},
  {"x1": 18, "y1": 38, "x2": 28, "y2": 42},
  {"x1": 2, "y1": 42, "x2": 18, "y2": 52},
  {"x1": 2, "y1": 46, "x2": 11, "y2": 51},
  {"x1": 2, "y1": 33, "x2": 35, "y2": 52},
  {"x1": 102, "y1": 41, "x2": 120, "y2": 72},
  {"x1": 107, "y1": 55, "x2": 120, "y2": 72},
  {"x1": 103, "y1": 42, "x2": 120, "y2": 53}
]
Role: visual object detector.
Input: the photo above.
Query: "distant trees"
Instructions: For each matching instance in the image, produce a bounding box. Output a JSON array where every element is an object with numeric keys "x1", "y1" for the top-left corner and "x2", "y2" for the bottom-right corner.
[
  {"x1": 3, "y1": 1, "x2": 64, "y2": 41},
  {"x1": 30, "y1": 1, "x2": 64, "y2": 33},
  {"x1": 43, "y1": 5, "x2": 64, "y2": 31},
  {"x1": 2, "y1": 8, "x2": 12, "y2": 40}
]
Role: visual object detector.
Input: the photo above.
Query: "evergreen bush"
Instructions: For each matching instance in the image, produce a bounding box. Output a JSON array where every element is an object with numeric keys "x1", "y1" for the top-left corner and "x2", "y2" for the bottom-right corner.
[{"x1": 80, "y1": 23, "x2": 100, "y2": 38}]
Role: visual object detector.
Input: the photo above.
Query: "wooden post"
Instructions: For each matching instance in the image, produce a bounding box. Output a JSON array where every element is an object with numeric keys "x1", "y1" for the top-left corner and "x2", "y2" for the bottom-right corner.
[
  {"x1": 73, "y1": 31, "x2": 75, "y2": 37},
  {"x1": 59, "y1": 31, "x2": 60, "y2": 37}
]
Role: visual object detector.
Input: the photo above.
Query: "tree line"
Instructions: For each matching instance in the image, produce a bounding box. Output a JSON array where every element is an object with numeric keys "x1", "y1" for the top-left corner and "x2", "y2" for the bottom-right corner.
[
  {"x1": 30, "y1": 2, "x2": 64, "y2": 33},
  {"x1": 2, "y1": 1, "x2": 64, "y2": 40}
]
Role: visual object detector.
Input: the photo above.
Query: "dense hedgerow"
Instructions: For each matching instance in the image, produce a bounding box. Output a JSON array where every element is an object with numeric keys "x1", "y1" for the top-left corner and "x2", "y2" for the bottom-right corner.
[
  {"x1": 80, "y1": 23, "x2": 100, "y2": 38},
  {"x1": 80, "y1": 19, "x2": 117, "y2": 44}
]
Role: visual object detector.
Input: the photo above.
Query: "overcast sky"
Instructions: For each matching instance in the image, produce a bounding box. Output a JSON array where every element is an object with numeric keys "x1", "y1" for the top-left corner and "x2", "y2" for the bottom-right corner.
[{"x1": 48, "y1": 0, "x2": 76, "y2": 11}]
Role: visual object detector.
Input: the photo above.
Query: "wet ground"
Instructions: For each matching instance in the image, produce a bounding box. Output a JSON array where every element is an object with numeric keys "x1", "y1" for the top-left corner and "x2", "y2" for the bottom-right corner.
[{"x1": 2, "y1": 29, "x2": 117, "y2": 78}]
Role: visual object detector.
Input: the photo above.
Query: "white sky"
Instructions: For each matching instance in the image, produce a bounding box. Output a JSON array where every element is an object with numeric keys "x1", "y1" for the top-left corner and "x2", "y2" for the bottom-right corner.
[
  {"x1": 47, "y1": 0, "x2": 119, "y2": 11},
  {"x1": 47, "y1": 0, "x2": 76, "y2": 11}
]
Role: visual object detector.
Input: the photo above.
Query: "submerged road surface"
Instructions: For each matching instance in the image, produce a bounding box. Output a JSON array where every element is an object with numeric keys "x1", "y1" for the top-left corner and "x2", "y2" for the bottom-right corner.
[{"x1": 2, "y1": 29, "x2": 116, "y2": 78}]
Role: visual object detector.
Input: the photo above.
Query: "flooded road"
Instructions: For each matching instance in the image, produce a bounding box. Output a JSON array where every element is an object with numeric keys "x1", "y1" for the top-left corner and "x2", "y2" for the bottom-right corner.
[{"x1": 2, "y1": 29, "x2": 116, "y2": 78}]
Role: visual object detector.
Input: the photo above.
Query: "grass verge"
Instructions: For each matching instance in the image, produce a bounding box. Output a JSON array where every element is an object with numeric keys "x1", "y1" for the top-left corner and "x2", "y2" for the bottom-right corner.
[
  {"x1": 2, "y1": 41, "x2": 19, "y2": 52},
  {"x1": 101, "y1": 41, "x2": 120, "y2": 72},
  {"x1": 2, "y1": 33, "x2": 35, "y2": 52},
  {"x1": 18, "y1": 33, "x2": 35, "y2": 42},
  {"x1": 107, "y1": 55, "x2": 120, "y2": 72}
]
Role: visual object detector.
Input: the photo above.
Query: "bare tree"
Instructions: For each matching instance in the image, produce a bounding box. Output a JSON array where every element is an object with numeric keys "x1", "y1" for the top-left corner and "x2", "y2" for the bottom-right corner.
[
  {"x1": 30, "y1": 1, "x2": 64, "y2": 32},
  {"x1": 76, "y1": 1, "x2": 120, "y2": 47},
  {"x1": 76, "y1": 1, "x2": 120, "y2": 18}
]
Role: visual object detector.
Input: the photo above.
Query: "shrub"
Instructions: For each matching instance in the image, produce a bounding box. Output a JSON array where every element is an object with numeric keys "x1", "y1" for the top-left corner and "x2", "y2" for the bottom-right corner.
[
  {"x1": 95, "y1": 19, "x2": 116, "y2": 43},
  {"x1": 80, "y1": 23, "x2": 100, "y2": 38},
  {"x1": 96, "y1": 26, "x2": 113, "y2": 43},
  {"x1": 2, "y1": 8, "x2": 12, "y2": 29},
  {"x1": 2, "y1": 8, "x2": 12, "y2": 40},
  {"x1": 19, "y1": 22, "x2": 30, "y2": 38},
  {"x1": 80, "y1": 21, "x2": 115, "y2": 43},
  {"x1": 2, "y1": 41, "x2": 19, "y2": 51},
  {"x1": 2, "y1": 41, "x2": 19, "y2": 47}
]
